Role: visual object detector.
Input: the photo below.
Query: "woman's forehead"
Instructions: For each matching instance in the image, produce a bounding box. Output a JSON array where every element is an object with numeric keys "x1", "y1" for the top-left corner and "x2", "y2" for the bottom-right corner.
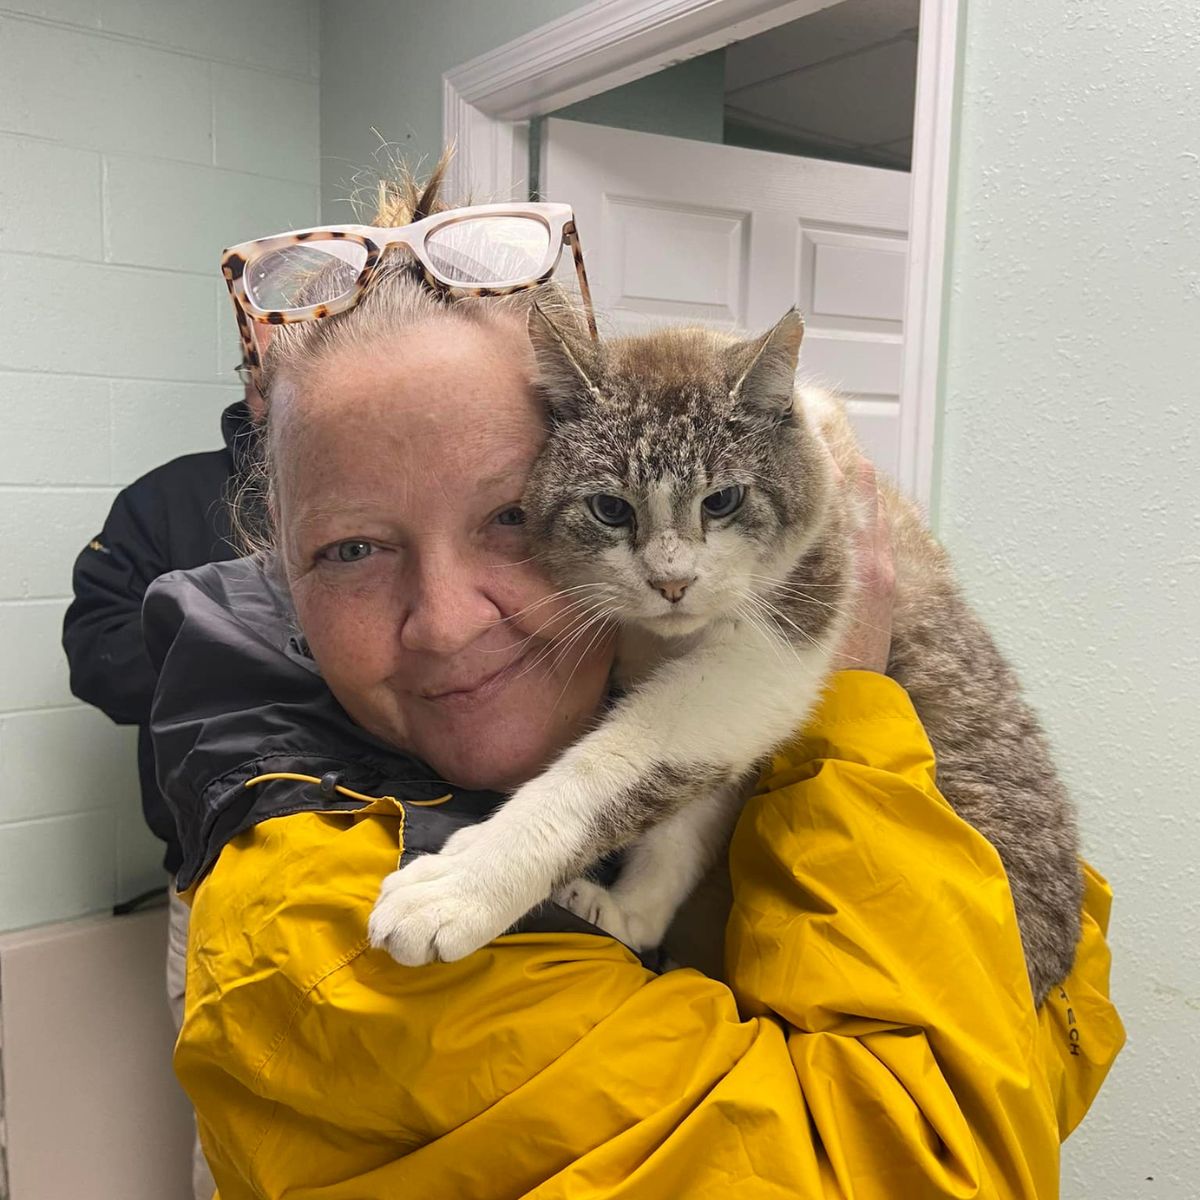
[
  {"x1": 278, "y1": 374, "x2": 543, "y2": 465},
  {"x1": 293, "y1": 319, "x2": 534, "y2": 416},
  {"x1": 273, "y1": 324, "x2": 545, "y2": 515}
]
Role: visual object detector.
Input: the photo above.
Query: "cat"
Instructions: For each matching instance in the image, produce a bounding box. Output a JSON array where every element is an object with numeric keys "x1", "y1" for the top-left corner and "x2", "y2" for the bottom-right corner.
[{"x1": 368, "y1": 306, "x2": 1082, "y2": 1007}]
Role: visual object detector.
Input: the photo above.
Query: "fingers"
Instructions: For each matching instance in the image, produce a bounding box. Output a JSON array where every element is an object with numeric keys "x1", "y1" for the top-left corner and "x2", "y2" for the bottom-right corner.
[
  {"x1": 828, "y1": 450, "x2": 889, "y2": 570},
  {"x1": 822, "y1": 440, "x2": 845, "y2": 486},
  {"x1": 863, "y1": 461, "x2": 896, "y2": 587},
  {"x1": 855, "y1": 456, "x2": 878, "y2": 520}
]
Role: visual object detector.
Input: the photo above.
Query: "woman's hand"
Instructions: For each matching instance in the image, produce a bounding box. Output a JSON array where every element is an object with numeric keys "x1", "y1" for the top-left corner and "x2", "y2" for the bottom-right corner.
[{"x1": 829, "y1": 455, "x2": 896, "y2": 674}]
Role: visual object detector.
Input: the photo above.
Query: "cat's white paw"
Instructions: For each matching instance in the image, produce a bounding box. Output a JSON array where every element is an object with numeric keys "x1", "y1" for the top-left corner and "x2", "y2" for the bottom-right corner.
[
  {"x1": 556, "y1": 877, "x2": 684, "y2": 951},
  {"x1": 555, "y1": 878, "x2": 644, "y2": 947},
  {"x1": 368, "y1": 829, "x2": 544, "y2": 966}
]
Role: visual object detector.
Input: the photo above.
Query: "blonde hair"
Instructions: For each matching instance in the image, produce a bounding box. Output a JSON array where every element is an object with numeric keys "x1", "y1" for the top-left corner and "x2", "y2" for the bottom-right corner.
[{"x1": 235, "y1": 149, "x2": 587, "y2": 557}]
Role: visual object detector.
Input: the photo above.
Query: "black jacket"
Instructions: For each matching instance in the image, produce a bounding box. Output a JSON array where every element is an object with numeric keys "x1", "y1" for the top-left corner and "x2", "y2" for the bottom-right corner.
[
  {"x1": 62, "y1": 402, "x2": 257, "y2": 874},
  {"x1": 142, "y1": 557, "x2": 616, "y2": 944}
]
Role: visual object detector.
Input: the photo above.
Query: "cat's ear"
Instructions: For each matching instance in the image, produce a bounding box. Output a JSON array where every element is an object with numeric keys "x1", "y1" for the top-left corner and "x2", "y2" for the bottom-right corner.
[
  {"x1": 728, "y1": 307, "x2": 805, "y2": 420},
  {"x1": 527, "y1": 303, "x2": 604, "y2": 422}
]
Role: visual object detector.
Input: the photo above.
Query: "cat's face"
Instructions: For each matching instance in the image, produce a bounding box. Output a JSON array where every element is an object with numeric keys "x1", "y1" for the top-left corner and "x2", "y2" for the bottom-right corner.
[{"x1": 524, "y1": 311, "x2": 834, "y2": 638}]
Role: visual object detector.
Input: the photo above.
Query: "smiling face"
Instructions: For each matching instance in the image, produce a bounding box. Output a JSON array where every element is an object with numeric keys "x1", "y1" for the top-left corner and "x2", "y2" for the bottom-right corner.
[
  {"x1": 523, "y1": 311, "x2": 832, "y2": 638},
  {"x1": 272, "y1": 316, "x2": 615, "y2": 791}
]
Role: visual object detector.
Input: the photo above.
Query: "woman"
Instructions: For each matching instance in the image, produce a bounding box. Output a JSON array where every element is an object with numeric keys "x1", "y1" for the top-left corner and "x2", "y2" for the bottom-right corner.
[{"x1": 146, "y1": 167, "x2": 1123, "y2": 1199}]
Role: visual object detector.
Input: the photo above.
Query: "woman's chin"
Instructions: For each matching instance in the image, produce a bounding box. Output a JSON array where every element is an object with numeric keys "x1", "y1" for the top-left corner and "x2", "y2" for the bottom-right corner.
[
  {"x1": 421, "y1": 727, "x2": 551, "y2": 793},
  {"x1": 383, "y1": 641, "x2": 612, "y2": 792},
  {"x1": 413, "y1": 693, "x2": 592, "y2": 792}
]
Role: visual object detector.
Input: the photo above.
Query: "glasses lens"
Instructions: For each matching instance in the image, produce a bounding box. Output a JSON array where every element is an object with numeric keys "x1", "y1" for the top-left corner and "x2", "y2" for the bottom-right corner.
[
  {"x1": 244, "y1": 241, "x2": 368, "y2": 311},
  {"x1": 425, "y1": 216, "x2": 552, "y2": 287}
]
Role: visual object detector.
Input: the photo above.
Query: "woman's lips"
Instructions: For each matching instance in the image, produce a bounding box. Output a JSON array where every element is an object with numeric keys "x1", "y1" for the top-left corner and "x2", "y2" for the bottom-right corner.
[{"x1": 420, "y1": 646, "x2": 536, "y2": 709}]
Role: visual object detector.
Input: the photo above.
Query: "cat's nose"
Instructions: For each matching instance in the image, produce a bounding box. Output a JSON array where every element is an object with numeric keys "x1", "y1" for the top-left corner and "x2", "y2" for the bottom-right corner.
[{"x1": 649, "y1": 577, "x2": 694, "y2": 603}]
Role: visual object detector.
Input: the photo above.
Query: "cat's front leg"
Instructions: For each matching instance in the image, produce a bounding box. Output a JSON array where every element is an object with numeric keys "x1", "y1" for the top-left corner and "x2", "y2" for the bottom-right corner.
[
  {"x1": 371, "y1": 632, "x2": 832, "y2": 967},
  {"x1": 367, "y1": 801, "x2": 558, "y2": 966},
  {"x1": 554, "y1": 877, "x2": 640, "y2": 946},
  {"x1": 368, "y1": 753, "x2": 635, "y2": 965}
]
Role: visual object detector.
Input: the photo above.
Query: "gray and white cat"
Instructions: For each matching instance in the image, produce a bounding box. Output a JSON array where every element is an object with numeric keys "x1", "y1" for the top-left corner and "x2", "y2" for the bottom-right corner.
[{"x1": 368, "y1": 308, "x2": 1081, "y2": 1006}]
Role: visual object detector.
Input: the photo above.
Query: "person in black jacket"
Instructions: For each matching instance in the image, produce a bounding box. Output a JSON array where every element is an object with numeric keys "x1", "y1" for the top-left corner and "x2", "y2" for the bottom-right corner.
[
  {"x1": 63, "y1": 386, "x2": 262, "y2": 877},
  {"x1": 61, "y1": 375, "x2": 261, "y2": 1200}
]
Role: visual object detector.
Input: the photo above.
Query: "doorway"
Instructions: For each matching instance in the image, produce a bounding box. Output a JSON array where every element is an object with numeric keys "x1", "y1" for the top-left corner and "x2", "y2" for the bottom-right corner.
[{"x1": 443, "y1": 0, "x2": 961, "y2": 506}]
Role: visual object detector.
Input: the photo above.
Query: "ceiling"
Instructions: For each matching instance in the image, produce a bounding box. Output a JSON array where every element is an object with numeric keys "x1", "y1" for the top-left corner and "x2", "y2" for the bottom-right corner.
[{"x1": 724, "y1": 0, "x2": 920, "y2": 170}]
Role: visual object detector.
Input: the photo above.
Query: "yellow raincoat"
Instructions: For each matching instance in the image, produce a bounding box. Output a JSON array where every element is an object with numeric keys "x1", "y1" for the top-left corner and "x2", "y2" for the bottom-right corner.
[{"x1": 178, "y1": 671, "x2": 1123, "y2": 1198}]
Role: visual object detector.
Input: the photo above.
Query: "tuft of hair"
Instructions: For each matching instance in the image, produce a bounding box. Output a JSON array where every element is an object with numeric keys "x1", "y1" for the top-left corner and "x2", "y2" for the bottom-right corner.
[
  {"x1": 368, "y1": 147, "x2": 453, "y2": 227},
  {"x1": 342, "y1": 136, "x2": 462, "y2": 227}
]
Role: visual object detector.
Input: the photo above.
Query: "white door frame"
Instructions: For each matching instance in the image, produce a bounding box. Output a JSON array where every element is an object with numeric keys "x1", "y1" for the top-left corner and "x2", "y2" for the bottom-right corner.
[{"x1": 443, "y1": 0, "x2": 962, "y2": 509}]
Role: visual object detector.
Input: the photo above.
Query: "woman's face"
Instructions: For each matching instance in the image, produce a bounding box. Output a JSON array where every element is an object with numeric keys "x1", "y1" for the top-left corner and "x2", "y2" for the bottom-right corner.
[{"x1": 274, "y1": 317, "x2": 615, "y2": 791}]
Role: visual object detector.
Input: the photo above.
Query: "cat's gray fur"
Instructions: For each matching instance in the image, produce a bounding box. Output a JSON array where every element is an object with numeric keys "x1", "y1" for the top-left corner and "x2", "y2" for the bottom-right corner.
[{"x1": 523, "y1": 308, "x2": 1082, "y2": 1006}]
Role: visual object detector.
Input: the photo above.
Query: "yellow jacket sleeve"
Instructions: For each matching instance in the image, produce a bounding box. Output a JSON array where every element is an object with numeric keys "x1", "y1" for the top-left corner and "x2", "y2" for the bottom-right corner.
[
  {"x1": 725, "y1": 669, "x2": 1125, "y2": 1197},
  {"x1": 179, "y1": 671, "x2": 1123, "y2": 1200}
]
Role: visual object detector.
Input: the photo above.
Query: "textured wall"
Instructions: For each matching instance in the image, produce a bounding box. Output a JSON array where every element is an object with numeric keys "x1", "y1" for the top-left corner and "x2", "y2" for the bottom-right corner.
[
  {"x1": 0, "y1": 0, "x2": 320, "y2": 931},
  {"x1": 938, "y1": 2, "x2": 1200, "y2": 1195}
]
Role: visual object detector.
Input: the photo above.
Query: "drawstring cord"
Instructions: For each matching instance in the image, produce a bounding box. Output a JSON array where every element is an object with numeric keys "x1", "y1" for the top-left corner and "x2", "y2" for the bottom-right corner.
[
  {"x1": 243, "y1": 772, "x2": 452, "y2": 807},
  {"x1": 242, "y1": 772, "x2": 450, "y2": 871}
]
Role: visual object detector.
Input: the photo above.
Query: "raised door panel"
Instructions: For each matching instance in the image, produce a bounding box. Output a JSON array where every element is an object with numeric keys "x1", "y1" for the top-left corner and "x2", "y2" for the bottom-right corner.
[{"x1": 542, "y1": 118, "x2": 910, "y2": 479}]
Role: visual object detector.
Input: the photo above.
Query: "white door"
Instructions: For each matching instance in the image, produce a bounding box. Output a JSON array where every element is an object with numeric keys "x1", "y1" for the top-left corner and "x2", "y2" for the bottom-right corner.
[{"x1": 541, "y1": 118, "x2": 910, "y2": 481}]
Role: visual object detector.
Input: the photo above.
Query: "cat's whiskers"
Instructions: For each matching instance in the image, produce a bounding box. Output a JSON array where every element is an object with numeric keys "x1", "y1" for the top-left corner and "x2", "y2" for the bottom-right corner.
[
  {"x1": 748, "y1": 576, "x2": 848, "y2": 614},
  {"x1": 747, "y1": 572, "x2": 846, "y2": 589},
  {"x1": 742, "y1": 589, "x2": 827, "y2": 654},
  {"x1": 737, "y1": 597, "x2": 818, "y2": 680},
  {"x1": 737, "y1": 590, "x2": 803, "y2": 656},
  {"x1": 545, "y1": 607, "x2": 620, "y2": 722},
  {"x1": 545, "y1": 596, "x2": 622, "y2": 676},
  {"x1": 485, "y1": 583, "x2": 611, "y2": 632},
  {"x1": 749, "y1": 574, "x2": 895, "y2": 640},
  {"x1": 476, "y1": 607, "x2": 598, "y2": 668},
  {"x1": 732, "y1": 599, "x2": 792, "y2": 671},
  {"x1": 478, "y1": 586, "x2": 614, "y2": 656},
  {"x1": 535, "y1": 600, "x2": 615, "y2": 678},
  {"x1": 512, "y1": 594, "x2": 619, "y2": 684}
]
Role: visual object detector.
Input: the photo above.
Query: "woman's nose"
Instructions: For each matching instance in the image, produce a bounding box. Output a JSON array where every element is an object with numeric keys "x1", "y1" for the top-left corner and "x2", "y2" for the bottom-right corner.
[{"x1": 399, "y1": 558, "x2": 500, "y2": 656}]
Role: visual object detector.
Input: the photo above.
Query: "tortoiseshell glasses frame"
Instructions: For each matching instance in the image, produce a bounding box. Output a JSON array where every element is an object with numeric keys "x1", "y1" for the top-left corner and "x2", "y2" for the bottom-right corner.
[{"x1": 220, "y1": 201, "x2": 597, "y2": 387}]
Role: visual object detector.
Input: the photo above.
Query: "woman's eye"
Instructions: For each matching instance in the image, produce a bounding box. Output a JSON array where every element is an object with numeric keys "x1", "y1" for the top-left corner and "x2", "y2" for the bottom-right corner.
[
  {"x1": 702, "y1": 485, "x2": 745, "y2": 518},
  {"x1": 326, "y1": 540, "x2": 374, "y2": 563},
  {"x1": 495, "y1": 506, "x2": 526, "y2": 527},
  {"x1": 586, "y1": 494, "x2": 634, "y2": 527}
]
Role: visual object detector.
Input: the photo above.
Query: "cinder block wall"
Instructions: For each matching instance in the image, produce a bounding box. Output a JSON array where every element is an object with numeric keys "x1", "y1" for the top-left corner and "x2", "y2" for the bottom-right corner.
[{"x1": 0, "y1": 0, "x2": 320, "y2": 932}]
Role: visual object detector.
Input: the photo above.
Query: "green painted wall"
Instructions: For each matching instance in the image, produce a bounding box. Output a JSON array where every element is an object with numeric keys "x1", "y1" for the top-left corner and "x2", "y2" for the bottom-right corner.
[
  {"x1": 938, "y1": 3, "x2": 1200, "y2": 1194},
  {"x1": 0, "y1": 0, "x2": 321, "y2": 932},
  {"x1": 319, "y1": 0, "x2": 590, "y2": 218},
  {"x1": 550, "y1": 49, "x2": 726, "y2": 143}
]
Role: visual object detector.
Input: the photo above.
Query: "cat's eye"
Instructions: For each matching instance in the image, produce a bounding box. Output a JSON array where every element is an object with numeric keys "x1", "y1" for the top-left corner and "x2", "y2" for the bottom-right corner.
[
  {"x1": 495, "y1": 506, "x2": 526, "y2": 526},
  {"x1": 587, "y1": 494, "x2": 634, "y2": 527},
  {"x1": 328, "y1": 539, "x2": 374, "y2": 563},
  {"x1": 702, "y1": 485, "x2": 745, "y2": 518}
]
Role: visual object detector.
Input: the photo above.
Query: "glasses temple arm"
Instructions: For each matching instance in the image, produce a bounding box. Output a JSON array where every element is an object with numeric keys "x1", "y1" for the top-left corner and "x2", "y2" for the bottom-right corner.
[{"x1": 565, "y1": 226, "x2": 598, "y2": 340}]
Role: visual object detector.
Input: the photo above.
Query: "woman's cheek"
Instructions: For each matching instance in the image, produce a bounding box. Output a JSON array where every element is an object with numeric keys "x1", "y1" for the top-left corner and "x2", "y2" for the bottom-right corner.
[{"x1": 292, "y1": 564, "x2": 401, "y2": 678}]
